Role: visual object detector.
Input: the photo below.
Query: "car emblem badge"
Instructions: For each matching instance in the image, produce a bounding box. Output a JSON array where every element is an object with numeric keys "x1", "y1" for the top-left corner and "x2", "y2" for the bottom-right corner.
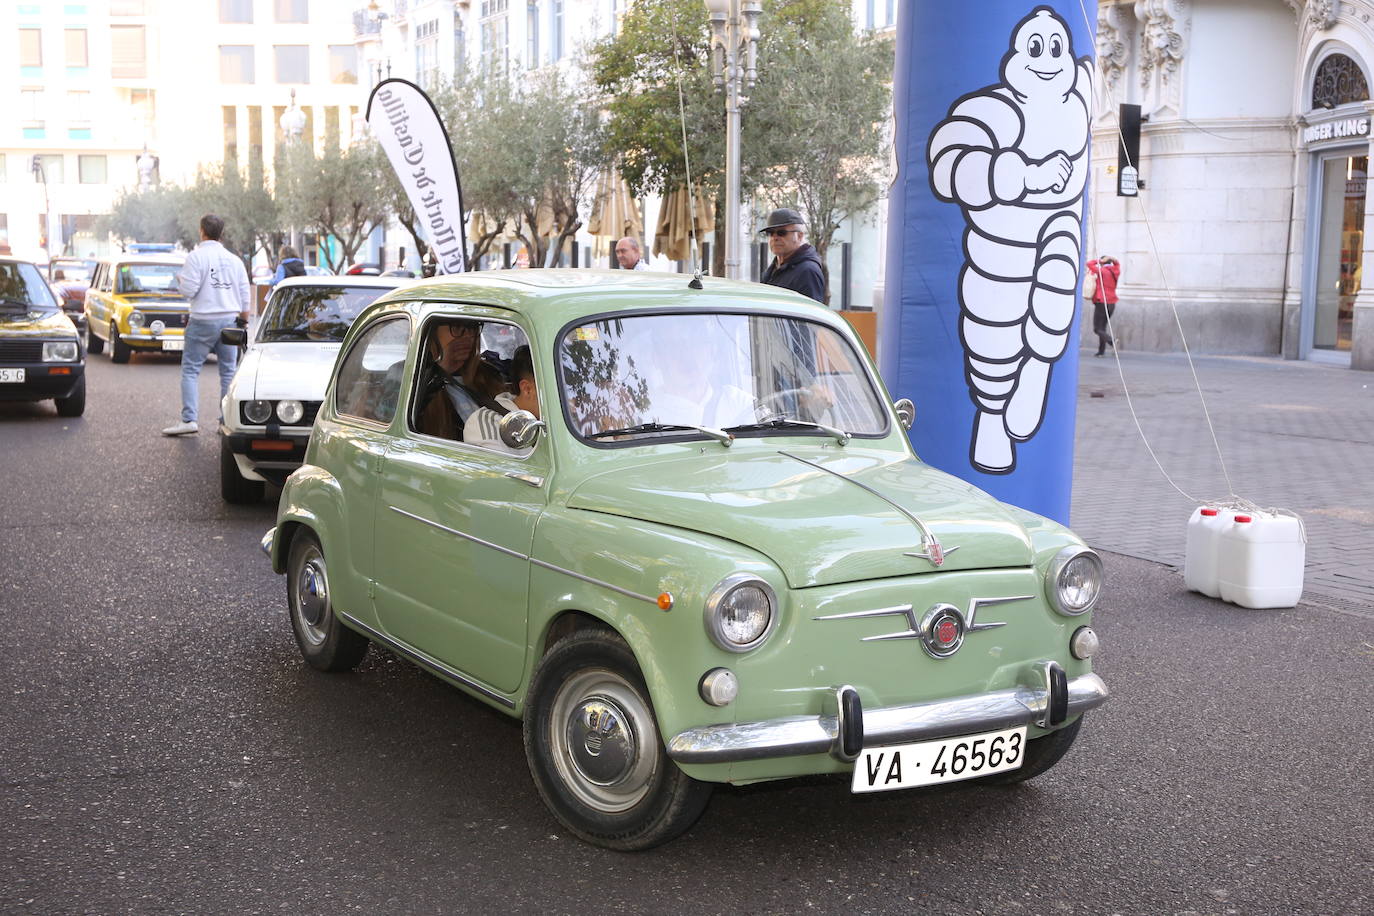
[{"x1": 814, "y1": 595, "x2": 1033, "y2": 658}]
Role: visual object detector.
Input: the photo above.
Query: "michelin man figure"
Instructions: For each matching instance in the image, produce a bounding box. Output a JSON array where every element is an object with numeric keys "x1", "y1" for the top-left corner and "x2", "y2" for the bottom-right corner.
[{"x1": 927, "y1": 6, "x2": 1092, "y2": 474}]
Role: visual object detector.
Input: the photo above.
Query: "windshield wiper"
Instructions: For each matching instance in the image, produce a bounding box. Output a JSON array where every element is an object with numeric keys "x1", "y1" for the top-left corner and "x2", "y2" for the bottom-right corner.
[
  {"x1": 588, "y1": 421, "x2": 733, "y2": 447},
  {"x1": 0, "y1": 297, "x2": 38, "y2": 309},
  {"x1": 725, "y1": 415, "x2": 851, "y2": 446}
]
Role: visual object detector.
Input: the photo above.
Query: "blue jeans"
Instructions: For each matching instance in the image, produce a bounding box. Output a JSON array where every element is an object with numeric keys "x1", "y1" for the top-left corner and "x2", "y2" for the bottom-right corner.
[{"x1": 181, "y1": 315, "x2": 240, "y2": 423}]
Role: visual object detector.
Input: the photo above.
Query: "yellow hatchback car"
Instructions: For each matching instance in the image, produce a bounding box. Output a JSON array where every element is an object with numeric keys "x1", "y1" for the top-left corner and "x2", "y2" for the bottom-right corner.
[{"x1": 83, "y1": 254, "x2": 188, "y2": 363}]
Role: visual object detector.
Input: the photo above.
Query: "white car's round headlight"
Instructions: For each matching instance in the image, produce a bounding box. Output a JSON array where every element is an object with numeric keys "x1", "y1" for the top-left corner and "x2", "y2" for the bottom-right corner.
[
  {"x1": 42, "y1": 341, "x2": 79, "y2": 362},
  {"x1": 243, "y1": 399, "x2": 273, "y2": 424},
  {"x1": 1046, "y1": 547, "x2": 1103, "y2": 616},
  {"x1": 276, "y1": 399, "x2": 305, "y2": 424},
  {"x1": 704, "y1": 573, "x2": 777, "y2": 652},
  {"x1": 127, "y1": 310, "x2": 145, "y2": 330}
]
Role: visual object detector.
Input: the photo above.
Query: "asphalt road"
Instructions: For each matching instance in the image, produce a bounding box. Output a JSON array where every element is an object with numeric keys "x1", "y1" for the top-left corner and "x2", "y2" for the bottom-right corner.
[{"x1": 2, "y1": 354, "x2": 1371, "y2": 915}]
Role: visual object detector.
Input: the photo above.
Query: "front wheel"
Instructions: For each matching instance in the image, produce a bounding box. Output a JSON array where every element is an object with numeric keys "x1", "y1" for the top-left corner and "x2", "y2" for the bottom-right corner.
[
  {"x1": 220, "y1": 436, "x2": 264, "y2": 504},
  {"x1": 980, "y1": 716, "x2": 1083, "y2": 785},
  {"x1": 110, "y1": 323, "x2": 131, "y2": 364},
  {"x1": 523, "y1": 629, "x2": 712, "y2": 851},
  {"x1": 286, "y1": 531, "x2": 368, "y2": 672},
  {"x1": 54, "y1": 376, "x2": 86, "y2": 417}
]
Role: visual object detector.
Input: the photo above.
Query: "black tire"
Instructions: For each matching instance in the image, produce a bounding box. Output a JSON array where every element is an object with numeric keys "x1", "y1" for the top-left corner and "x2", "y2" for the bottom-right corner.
[
  {"x1": 220, "y1": 436, "x2": 265, "y2": 504},
  {"x1": 980, "y1": 716, "x2": 1083, "y2": 786},
  {"x1": 523, "y1": 629, "x2": 712, "y2": 851},
  {"x1": 286, "y1": 531, "x2": 369, "y2": 672},
  {"x1": 85, "y1": 321, "x2": 104, "y2": 355},
  {"x1": 110, "y1": 323, "x2": 131, "y2": 364},
  {"x1": 54, "y1": 376, "x2": 86, "y2": 417}
]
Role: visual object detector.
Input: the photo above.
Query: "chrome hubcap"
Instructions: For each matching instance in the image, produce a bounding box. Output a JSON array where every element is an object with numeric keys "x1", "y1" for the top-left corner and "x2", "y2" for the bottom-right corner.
[
  {"x1": 549, "y1": 669, "x2": 658, "y2": 813},
  {"x1": 293, "y1": 548, "x2": 329, "y2": 646}
]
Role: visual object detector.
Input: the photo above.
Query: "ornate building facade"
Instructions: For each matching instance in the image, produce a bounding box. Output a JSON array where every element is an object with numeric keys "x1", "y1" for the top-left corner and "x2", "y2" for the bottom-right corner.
[{"x1": 1091, "y1": 0, "x2": 1374, "y2": 369}]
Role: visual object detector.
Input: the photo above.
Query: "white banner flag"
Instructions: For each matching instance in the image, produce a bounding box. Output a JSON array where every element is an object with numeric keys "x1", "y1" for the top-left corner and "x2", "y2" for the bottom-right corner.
[{"x1": 365, "y1": 78, "x2": 467, "y2": 274}]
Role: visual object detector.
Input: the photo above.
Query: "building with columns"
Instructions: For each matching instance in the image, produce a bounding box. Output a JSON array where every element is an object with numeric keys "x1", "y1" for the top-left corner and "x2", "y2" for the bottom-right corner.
[{"x1": 1092, "y1": 0, "x2": 1374, "y2": 370}]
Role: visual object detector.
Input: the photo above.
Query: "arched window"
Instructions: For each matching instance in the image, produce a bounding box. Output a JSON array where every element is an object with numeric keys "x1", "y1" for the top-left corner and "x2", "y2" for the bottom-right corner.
[{"x1": 1312, "y1": 53, "x2": 1370, "y2": 109}]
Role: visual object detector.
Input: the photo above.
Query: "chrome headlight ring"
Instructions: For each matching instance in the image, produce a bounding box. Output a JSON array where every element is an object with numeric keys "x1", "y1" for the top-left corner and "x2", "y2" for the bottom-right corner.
[
  {"x1": 703, "y1": 573, "x2": 778, "y2": 653},
  {"x1": 1045, "y1": 546, "x2": 1104, "y2": 616},
  {"x1": 127, "y1": 310, "x2": 145, "y2": 330}
]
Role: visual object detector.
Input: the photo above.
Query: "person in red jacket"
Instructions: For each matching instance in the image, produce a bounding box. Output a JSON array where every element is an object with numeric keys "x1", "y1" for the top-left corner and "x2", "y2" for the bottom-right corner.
[{"x1": 1086, "y1": 255, "x2": 1120, "y2": 357}]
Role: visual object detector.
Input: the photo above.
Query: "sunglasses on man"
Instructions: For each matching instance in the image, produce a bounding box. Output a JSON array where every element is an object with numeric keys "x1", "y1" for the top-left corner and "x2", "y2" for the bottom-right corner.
[{"x1": 765, "y1": 228, "x2": 799, "y2": 238}]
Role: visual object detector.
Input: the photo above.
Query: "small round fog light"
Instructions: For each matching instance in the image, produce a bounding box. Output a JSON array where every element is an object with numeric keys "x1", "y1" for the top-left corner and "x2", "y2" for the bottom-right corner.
[
  {"x1": 149, "y1": 319, "x2": 166, "y2": 335},
  {"x1": 1070, "y1": 626, "x2": 1099, "y2": 660},
  {"x1": 699, "y1": 668, "x2": 738, "y2": 707}
]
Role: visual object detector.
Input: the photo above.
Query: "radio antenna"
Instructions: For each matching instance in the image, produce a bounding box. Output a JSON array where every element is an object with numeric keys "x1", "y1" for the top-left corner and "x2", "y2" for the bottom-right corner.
[{"x1": 674, "y1": 45, "x2": 705, "y2": 283}]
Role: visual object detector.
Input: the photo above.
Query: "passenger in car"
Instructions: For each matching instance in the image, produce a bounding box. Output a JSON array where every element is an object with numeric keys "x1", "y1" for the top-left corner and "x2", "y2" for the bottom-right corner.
[
  {"x1": 416, "y1": 319, "x2": 482, "y2": 440},
  {"x1": 465, "y1": 346, "x2": 539, "y2": 455}
]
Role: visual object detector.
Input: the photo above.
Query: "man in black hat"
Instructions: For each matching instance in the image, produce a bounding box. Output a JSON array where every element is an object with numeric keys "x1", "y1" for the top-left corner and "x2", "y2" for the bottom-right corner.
[{"x1": 759, "y1": 207, "x2": 825, "y2": 303}]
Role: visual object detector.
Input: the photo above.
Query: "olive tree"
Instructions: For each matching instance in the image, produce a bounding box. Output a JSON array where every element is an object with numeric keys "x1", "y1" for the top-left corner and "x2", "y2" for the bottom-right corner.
[{"x1": 275, "y1": 139, "x2": 388, "y2": 273}]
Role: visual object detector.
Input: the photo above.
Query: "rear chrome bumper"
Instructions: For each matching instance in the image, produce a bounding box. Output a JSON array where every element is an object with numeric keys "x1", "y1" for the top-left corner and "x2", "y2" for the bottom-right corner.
[{"x1": 666, "y1": 669, "x2": 1108, "y2": 765}]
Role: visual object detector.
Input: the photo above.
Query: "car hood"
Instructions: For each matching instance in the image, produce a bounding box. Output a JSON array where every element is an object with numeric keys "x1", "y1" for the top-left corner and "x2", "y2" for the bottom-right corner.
[
  {"x1": 238, "y1": 341, "x2": 343, "y2": 401},
  {"x1": 565, "y1": 448, "x2": 1034, "y2": 588},
  {"x1": 0, "y1": 310, "x2": 77, "y2": 337}
]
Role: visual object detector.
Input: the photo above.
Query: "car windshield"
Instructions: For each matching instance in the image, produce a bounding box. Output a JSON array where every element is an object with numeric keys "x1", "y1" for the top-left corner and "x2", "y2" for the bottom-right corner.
[
  {"x1": 259, "y1": 285, "x2": 391, "y2": 342},
  {"x1": 0, "y1": 261, "x2": 61, "y2": 313},
  {"x1": 117, "y1": 263, "x2": 181, "y2": 295},
  {"x1": 51, "y1": 260, "x2": 96, "y2": 283},
  {"x1": 558, "y1": 312, "x2": 888, "y2": 443}
]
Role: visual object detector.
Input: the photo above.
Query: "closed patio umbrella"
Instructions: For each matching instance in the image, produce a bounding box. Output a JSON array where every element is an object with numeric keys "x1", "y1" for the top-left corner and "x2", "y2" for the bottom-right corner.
[
  {"x1": 587, "y1": 168, "x2": 644, "y2": 241},
  {"x1": 653, "y1": 186, "x2": 715, "y2": 263}
]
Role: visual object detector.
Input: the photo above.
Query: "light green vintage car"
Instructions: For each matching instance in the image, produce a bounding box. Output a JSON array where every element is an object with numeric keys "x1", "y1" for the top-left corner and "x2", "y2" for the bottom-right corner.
[{"x1": 263, "y1": 270, "x2": 1108, "y2": 850}]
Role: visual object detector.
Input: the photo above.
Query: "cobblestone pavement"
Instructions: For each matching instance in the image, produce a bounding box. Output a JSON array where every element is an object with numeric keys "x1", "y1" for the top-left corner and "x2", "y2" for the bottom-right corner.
[{"x1": 1072, "y1": 347, "x2": 1374, "y2": 615}]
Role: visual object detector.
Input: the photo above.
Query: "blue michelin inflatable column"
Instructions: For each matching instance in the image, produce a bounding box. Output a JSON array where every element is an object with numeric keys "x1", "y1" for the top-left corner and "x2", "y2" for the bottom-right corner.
[{"x1": 879, "y1": 2, "x2": 1097, "y2": 525}]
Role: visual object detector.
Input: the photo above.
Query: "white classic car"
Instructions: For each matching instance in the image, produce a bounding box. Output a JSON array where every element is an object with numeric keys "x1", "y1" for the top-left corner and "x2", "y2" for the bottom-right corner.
[{"x1": 219, "y1": 276, "x2": 404, "y2": 502}]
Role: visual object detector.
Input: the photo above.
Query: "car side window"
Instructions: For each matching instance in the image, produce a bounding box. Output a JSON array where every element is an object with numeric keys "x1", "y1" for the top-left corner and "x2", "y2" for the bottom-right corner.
[
  {"x1": 408, "y1": 317, "x2": 533, "y2": 450},
  {"x1": 334, "y1": 316, "x2": 411, "y2": 425}
]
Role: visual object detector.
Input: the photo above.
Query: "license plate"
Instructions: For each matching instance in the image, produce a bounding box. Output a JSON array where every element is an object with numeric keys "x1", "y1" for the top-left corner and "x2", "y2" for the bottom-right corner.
[
  {"x1": 0, "y1": 368, "x2": 24, "y2": 383},
  {"x1": 162, "y1": 340, "x2": 184, "y2": 352},
  {"x1": 851, "y1": 726, "x2": 1026, "y2": 793}
]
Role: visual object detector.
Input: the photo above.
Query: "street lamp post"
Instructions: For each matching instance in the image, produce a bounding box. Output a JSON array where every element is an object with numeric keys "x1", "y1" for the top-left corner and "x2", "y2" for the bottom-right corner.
[
  {"x1": 279, "y1": 90, "x2": 308, "y2": 256},
  {"x1": 706, "y1": 0, "x2": 760, "y2": 281}
]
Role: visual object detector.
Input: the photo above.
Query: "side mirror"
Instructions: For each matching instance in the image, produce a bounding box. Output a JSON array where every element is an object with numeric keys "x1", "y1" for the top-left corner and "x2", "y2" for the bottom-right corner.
[
  {"x1": 499, "y1": 410, "x2": 546, "y2": 450},
  {"x1": 893, "y1": 398, "x2": 915, "y2": 431},
  {"x1": 220, "y1": 327, "x2": 248, "y2": 348}
]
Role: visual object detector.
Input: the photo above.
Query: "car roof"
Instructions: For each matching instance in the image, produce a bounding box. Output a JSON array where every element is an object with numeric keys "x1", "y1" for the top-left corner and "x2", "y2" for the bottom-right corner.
[
  {"x1": 102, "y1": 254, "x2": 185, "y2": 266},
  {"x1": 273, "y1": 275, "x2": 406, "y2": 290},
  {"x1": 375, "y1": 268, "x2": 833, "y2": 325},
  {"x1": 0, "y1": 255, "x2": 45, "y2": 269}
]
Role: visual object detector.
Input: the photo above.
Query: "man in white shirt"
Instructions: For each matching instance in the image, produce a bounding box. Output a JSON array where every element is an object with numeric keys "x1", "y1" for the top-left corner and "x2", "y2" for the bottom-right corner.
[
  {"x1": 464, "y1": 346, "x2": 540, "y2": 455},
  {"x1": 162, "y1": 214, "x2": 251, "y2": 436},
  {"x1": 615, "y1": 236, "x2": 649, "y2": 271}
]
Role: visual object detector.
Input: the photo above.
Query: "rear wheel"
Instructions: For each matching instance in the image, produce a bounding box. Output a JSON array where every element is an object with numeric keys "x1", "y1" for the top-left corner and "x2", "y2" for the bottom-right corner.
[
  {"x1": 54, "y1": 376, "x2": 86, "y2": 417},
  {"x1": 220, "y1": 436, "x2": 265, "y2": 504},
  {"x1": 110, "y1": 323, "x2": 131, "y2": 364},
  {"x1": 287, "y1": 532, "x2": 369, "y2": 672},
  {"x1": 85, "y1": 321, "x2": 104, "y2": 355},
  {"x1": 523, "y1": 629, "x2": 712, "y2": 850},
  {"x1": 980, "y1": 716, "x2": 1083, "y2": 785}
]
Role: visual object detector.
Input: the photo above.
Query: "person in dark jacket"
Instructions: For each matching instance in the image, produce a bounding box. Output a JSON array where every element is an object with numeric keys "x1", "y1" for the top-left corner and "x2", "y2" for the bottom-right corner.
[
  {"x1": 759, "y1": 207, "x2": 825, "y2": 303},
  {"x1": 271, "y1": 245, "x2": 307, "y2": 286}
]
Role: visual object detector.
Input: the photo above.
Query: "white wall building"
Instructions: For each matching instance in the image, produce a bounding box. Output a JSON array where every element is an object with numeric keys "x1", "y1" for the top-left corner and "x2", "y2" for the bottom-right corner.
[
  {"x1": 1092, "y1": 0, "x2": 1374, "y2": 370},
  {"x1": 0, "y1": 0, "x2": 362, "y2": 263}
]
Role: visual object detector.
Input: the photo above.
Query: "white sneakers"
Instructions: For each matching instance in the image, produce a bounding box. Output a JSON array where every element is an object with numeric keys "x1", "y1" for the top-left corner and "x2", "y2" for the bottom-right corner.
[{"x1": 161, "y1": 420, "x2": 199, "y2": 436}]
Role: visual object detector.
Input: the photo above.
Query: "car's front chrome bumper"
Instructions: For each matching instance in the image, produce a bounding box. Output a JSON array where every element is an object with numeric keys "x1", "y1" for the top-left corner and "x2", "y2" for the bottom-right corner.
[
  {"x1": 261, "y1": 527, "x2": 276, "y2": 560},
  {"x1": 666, "y1": 669, "x2": 1108, "y2": 765}
]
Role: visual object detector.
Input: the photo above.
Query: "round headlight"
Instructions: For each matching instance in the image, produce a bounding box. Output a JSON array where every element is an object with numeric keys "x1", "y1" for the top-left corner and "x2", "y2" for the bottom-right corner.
[
  {"x1": 704, "y1": 573, "x2": 777, "y2": 652},
  {"x1": 243, "y1": 399, "x2": 273, "y2": 424},
  {"x1": 1046, "y1": 547, "x2": 1103, "y2": 616},
  {"x1": 42, "y1": 341, "x2": 79, "y2": 362},
  {"x1": 276, "y1": 399, "x2": 305, "y2": 424},
  {"x1": 127, "y1": 310, "x2": 145, "y2": 330}
]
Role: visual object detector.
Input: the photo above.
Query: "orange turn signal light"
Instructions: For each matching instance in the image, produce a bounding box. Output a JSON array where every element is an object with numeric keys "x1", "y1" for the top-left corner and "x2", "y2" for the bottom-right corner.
[
  {"x1": 251, "y1": 439, "x2": 295, "y2": 452},
  {"x1": 657, "y1": 592, "x2": 674, "y2": 611},
  {"x1": 49, "y1": 367, "x2": 72, "y2": 375}
]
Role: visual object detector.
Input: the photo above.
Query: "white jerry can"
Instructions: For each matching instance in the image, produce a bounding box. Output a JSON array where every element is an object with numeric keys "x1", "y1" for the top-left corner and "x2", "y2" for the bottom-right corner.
[
  {"x1": 1216, "y1": 512, "x2": 1306, "y2": 609},
  {"x1": 1183, "y1": 507, "x2": 1228, "y2": 598}
]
